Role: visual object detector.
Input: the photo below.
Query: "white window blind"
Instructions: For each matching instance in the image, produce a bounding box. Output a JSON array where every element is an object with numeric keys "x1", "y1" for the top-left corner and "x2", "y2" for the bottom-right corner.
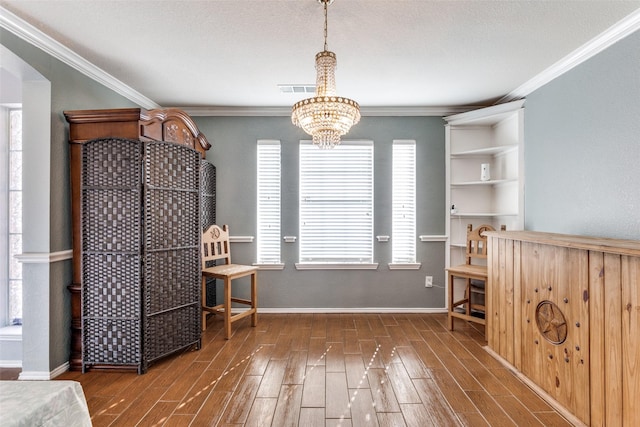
[
  {"x1": 392, "y1": 140, "x2": 416, "y2": 263},
  {"x1": 299, "y1": 140, "x2": 374, "y2": 263},
  {"x1": 257, "y1": 140, "x2": 281, "y2": 264}
]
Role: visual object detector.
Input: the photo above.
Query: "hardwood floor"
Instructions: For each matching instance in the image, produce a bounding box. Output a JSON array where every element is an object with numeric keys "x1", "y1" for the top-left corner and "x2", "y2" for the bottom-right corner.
[{"x1": 38, "y1": 314, "x2": 572, "y2": 425}]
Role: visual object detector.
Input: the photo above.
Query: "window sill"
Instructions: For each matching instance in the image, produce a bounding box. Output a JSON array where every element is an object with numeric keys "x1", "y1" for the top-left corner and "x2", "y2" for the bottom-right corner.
[
  {"x1": 295, "y1": 263, "x2": 379, "y2": 270},
  {"x1": 0, "y1": 325, "x2": 22, "y2": 341},
  {"x1": 253, "y1": 263, "x2": 285, "y2": 270},
  {"x1": 388, "y1": 263, "x2": 422, "y2": 270}
]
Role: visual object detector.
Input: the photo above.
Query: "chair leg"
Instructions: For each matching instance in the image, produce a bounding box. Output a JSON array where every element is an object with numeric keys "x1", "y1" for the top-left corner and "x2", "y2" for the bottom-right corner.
[
  {"x1": 201, "y1": 277, "x2": 208, "y2": 331},
  {"x1": 250, "y1": 272, "x2": 258, "y2": 327},
  {"x1": 224, "y1": 277, "x2": 232, "y2": 339},
  {"x1": 447, "y1": 273, "x2": 454, "y2": 331}
]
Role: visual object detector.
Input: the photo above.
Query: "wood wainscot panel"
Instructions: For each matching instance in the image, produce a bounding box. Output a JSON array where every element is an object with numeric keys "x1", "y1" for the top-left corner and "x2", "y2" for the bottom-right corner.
[{"x1": 485, "y1": 230, "x2": 640, "y2": 426}]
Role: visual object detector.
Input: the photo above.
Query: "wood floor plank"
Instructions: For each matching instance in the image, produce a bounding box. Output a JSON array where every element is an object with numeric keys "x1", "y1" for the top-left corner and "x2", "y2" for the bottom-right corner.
[
  {"x1": 283, "y1": 350, "x2": 308, "y2": 384},
  {"x1": 298, "y1": 407, "x2": 325, "y2": 427},
  {"x1": 301, "y1": 365, "x2": 325, "y2": 407},
  {"x1": 493, "y1": 395, "x2": 545, "y2": 426},
  {"x1": 345, "y1": 354, "x2": 370, "y2": 389},
  {"x1": 326, "y1": 371, "x2": 351, "y2": 419},
  {"x1": 161, "y1": 413, "x2": 194, "y2": 426},
  {"x1": 376, "y1": 412, "x2": 406, "y2": 427},
  {"x1": 457, "y1": 412, "x2": 490, "y2": 426},
  {"x1": 108, "y1": 386, "x2": 167, "y2": 427},
  {"x1": 488, "y1": 368, "x2": 553, "y2": 412},
  {"x1": 160, "y1": 360, "x2": 209, "y2": 401},
  {"x1": 367, "y1": 315, "x2": 389, "y2": 337},
  {"x1": 396, "y1": 346, "x2": 431, "y2": 379},
  {"x1": 460, "y1": 356, "x2": 511, "y2": 396},
  {"x1": 220, "y1": 375, "x2": 262, "y2": 424},
  {"x1": 412, "y1": 378, "x2": 460, "y2": 426},
  {"x1": 136, "y1": 400, "x2": 178, "y2": 426},
  {"x1": 244, "y1": 397, "x2": 277, "y2": 427},
  {"x1": 243, "y1": 343, "x2": 274, "y2": 376},
  {"x1": 310, "y1": 313, "x2": 327, "y2": 338},
  {"x1": 465, "y1": 390, "x2": 517, "y2": 427},
  {"x1": 533, "y1": 411, "x2": 574, "y2": 427},
  {"x1": 385, "y1": 362, "x2": 421, "y2": 404},
  {"x1": 430, "y1": 368, "x2": 478, "y2": 413},
  {"x1": 325, "y1": 341, "x2": 346, "y2": 372},
  {"x1": 344, "y1": 329, "x2": 361, "y2": 354},
  {"x1": 307, "y1": 337, "x2": 328, "y2": 367},
  {"x1": 400, "y1": 403, "x2": 436, "y2": 427},
  {"x1": 173, "y1": 368, "x2": 225, "y2": 415},
  {"x1": 367, "y1": 368, "x2": 401, "y2": 413},
  {"x1": 256, "y1": 359, "x2": 288, "y2": 398},
  {"x1": 349, "y1": 387, "x2": 379, "y2": 427},
  {"x1": 190, "y1": 390, "x2": 230, "y2": 426},
  {"x1": 386, "y1": 325, "x2": 411, "y2": 347},
  {"x1": 410, "y1": 339, "x2": 445, "y2": 370},
  {"x1": 355, "y1": 315, "x2": 375, "y2": 340},
  {"x1": 360, "y1": 340, "x2": 385, "y2": 369},
  {"x1": 271, "y1": 384, "x2": 303, "y2": 427},
  {"x1": 375, "y1": 336, "x2": 402, "y2": 366}
]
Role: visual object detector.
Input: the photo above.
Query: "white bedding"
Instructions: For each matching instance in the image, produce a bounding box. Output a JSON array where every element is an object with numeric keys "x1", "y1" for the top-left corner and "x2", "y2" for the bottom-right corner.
[{"x1": 0, "y1": 380, "x2": 91, "y2": 427}]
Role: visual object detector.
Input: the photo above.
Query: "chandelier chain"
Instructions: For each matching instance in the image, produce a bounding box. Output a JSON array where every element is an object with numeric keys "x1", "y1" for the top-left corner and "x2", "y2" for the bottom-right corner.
[{"x1": 323, "y1": 0, "x2": 328, "y2": 51}]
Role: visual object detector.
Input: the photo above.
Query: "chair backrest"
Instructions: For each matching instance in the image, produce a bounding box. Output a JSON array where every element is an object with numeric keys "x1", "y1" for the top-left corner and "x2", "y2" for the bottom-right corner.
[
  {"x1": 202, "y1": 224, "x2": 231, "y2": 268},
  {"x1": 464, "y1": 224, "x2": 495, "y2": 264}
]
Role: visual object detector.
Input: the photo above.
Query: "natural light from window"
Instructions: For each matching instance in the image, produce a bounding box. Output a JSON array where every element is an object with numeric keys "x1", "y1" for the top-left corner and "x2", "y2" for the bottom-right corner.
[{"x1": 299, "y1": 140, "x2": 374, "y2": 265}]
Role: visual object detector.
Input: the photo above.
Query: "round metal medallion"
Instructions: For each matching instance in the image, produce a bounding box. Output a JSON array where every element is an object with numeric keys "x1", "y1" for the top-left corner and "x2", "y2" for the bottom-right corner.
[{"x1": 535, "y1": 300, "x2": 568, "y2": 345}]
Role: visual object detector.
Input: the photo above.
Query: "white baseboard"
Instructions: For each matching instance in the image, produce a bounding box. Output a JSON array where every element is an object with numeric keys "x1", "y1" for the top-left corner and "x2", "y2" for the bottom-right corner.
[
  {"x1": 0, "y1": 360, "x2": 22, "y2": 368},
  {"x1": 256, "y1": 307, "x2": 447, "y2": 314},
  {"x1": 18, "y1": 361, "x2": 69, "y2": 380}
]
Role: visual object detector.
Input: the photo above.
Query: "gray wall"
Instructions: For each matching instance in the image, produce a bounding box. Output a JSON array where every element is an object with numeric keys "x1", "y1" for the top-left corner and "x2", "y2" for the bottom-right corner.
[
  {"x1": 524, "y1": 29, "x2": 640, "y2": 240},
  {"x1": 196, "y1": 116, "x2": 448, "y2": 309},
  {"x1": 1, "y1": 28, "x2": 139, "y2": 374}
]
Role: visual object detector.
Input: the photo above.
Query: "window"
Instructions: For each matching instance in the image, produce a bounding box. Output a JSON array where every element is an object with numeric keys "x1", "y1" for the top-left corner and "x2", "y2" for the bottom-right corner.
[
  {"x1": 299, "y1": 140, "x2": 374, "y2": 265},
  {"x1": 256, "y1": 140, "x2": 281, "y2": 264},
  {"x1": 2, "y1": 109, "x2": 22, "y2": 326},
  {"x1": 392, "y1": 140, "x2": 416, "y2": 264}
]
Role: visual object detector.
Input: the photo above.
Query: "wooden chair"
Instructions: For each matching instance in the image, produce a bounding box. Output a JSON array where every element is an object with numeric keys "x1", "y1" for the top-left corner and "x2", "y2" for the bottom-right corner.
[
  {"x1": 201, "y1": 224, "x2": 258, "y2": 339},
  {"x1": 446, "y1": 224, "x2": 498, "y2": 330}
]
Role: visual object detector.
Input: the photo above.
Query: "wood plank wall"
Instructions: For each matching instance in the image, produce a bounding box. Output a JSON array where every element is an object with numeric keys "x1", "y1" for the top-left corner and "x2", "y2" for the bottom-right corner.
[{"x1": 486, "y1": 231, "x2": 640, "y2": 426}]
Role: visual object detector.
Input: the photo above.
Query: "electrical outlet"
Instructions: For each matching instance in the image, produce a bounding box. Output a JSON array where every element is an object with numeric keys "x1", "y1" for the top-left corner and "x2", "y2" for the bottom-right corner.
[{"x1": 425, "y1": 276, "x2": 433, "y2": 288}]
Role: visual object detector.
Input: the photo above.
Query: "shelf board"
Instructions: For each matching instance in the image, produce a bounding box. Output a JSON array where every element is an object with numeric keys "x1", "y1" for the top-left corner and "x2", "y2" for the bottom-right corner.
[
  {"x1": 451, "y1": 212, "x2": 518, "y2": 217},
  {"x1": 451, "y1": 178, "x2": 517, "y2": 187},
  {"x1": 451, "y1": 144, "x2": 518, "y2": 157}
]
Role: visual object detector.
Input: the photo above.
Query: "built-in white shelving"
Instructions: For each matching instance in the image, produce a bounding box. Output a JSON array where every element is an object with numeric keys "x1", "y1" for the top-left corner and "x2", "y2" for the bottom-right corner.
[{"x1": 445, "y1": 99, "x2": 525, "y2": 269}]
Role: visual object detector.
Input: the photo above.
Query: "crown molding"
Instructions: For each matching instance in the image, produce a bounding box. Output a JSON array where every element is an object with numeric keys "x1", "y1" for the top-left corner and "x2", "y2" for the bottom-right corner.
[
  {"x1": 0, "y1": 6, "x2": 160, "y2": 110},
  {"x1": 178, "y1": 105, "x2": 478, "y2": 117},
  {"x1": 499, "y1": 8, "x2": 640, "y2": 103}
]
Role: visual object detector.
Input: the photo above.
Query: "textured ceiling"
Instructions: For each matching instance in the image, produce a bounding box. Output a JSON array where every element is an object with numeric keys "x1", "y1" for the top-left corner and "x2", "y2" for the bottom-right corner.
[{"x1": 1, "y1": 0, "x2": 639, "y2": 110}]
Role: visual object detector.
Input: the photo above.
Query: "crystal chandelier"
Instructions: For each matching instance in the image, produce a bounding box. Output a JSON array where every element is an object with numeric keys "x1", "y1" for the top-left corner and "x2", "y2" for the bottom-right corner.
[{"x1": 292, "y1": 0, "x2": 360, "y2": 149}]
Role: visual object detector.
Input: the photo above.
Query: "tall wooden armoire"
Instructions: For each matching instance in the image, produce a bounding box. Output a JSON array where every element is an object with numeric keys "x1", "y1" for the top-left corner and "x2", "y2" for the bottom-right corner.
[{"x1": 65, "y1": 108, "x2": 214, "y2": 372}]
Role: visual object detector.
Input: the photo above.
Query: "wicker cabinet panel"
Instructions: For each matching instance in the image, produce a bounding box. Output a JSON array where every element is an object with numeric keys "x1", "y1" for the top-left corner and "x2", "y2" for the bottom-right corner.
[
  {"x1": 145, "y1": 141, "x2": 200, "y2": 190},
  {"x1": 82, "y1": 189, "x2": 142, "y2": 252},
  {"x1": 200, "y1": 160, "x2": 217, "y2": 307},
  {"x1": 145, "y1": 305, "x2": 201, "y2": 363},
  {"x1": 144, "y1": 248, "x2": 200, "y2": 314},
  {"x1": 83, "y1": 318, "x2": 141, "y2": 366},
  {"x1": 201, "y1": 160, "x2": 216, "y2": 230},
  {"x1": 83, "y1": 138, "x2": 142, "y2": 187},
  {"x1": 81, "y1": 138, "x2": 201, "y2": 373},
  {"x1": 82, "y1": 253, "x2": 141, "y2": 318},
  {"x1": 145, "y1": 189, "x2": 199, "y2": 249}
]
